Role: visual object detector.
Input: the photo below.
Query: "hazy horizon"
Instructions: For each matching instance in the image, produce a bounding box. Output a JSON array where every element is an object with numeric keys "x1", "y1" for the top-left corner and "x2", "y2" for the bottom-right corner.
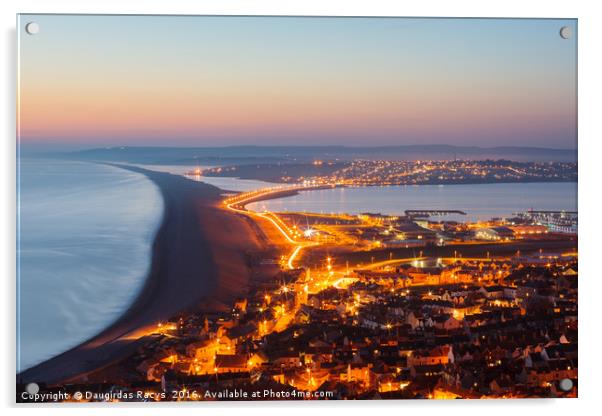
[
  {"x1": 18, "y1": 142, "x2": 578, "y2": 165},
  {"x1": 19, "y1": 16, "x2": 577, "y2": 149},
  {"x1": 19, "y1": 142, "x2": 578, "y2": 152}
]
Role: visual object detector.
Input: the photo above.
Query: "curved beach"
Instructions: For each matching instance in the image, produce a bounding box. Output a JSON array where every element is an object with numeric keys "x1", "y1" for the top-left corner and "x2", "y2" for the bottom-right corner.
[{"x1": 18, "y1": 165, "x2": 263, "y2": 385}]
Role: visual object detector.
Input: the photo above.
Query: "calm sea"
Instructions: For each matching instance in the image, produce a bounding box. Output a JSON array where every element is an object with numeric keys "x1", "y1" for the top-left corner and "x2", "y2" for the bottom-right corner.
[
  {"x1": 247, "y1": 182, "x2": 577, "y2": 222},
  {"x1": 129, "y1": 164, "x2": 273, "y2": 192},
  {"x1": 17, "y1": 159, "x2": 163, "y2": 371},
  {"x1": 162, "y1": 168, "x2": 577, "y2": 222}
]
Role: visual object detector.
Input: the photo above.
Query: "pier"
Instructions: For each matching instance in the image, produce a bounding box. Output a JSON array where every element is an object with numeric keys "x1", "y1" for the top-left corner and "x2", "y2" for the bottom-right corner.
[{"x1": 405, "y1": 209, "x2": 467, "y2": 218}]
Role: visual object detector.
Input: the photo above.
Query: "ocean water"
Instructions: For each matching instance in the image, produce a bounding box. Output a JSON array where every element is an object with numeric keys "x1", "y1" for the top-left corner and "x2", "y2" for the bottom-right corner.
[
  {"x1": 130, "y1": 163, "x2": 274, "y2": 192},
  {"x1": 17, "y1": 159, "x2": 163, "y2": 372},
  {"x1": 188, "y1": 175, "x2": 275, "y2": 192},
  {"x1": 247, "y1": 182, "x2": 577, "y2": 222}
]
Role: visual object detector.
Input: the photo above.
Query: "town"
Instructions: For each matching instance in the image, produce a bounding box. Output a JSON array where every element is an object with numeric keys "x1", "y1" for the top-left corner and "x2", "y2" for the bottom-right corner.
[
  {"x1": 22, "y1": 182, "x2": 577, "y2": 402},
  {"x1": 201, "y1": 159, "x2": 577, "y2": 186}
]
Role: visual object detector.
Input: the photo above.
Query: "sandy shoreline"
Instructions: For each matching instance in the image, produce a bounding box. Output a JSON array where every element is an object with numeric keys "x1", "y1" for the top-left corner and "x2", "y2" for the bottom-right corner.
[{"x1": 18, "y1": 165, "x2": 264, "y2": 385}]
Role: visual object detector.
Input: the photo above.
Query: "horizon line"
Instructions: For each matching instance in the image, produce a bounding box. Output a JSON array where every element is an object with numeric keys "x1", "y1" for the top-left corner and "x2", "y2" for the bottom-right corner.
[{"x1": 19, "y1": 143, "x2": 578, "y2": 152}]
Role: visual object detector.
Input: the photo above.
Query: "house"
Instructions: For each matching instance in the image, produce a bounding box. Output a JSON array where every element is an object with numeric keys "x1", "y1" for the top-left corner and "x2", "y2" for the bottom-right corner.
[
  {"x1": 304, "y1": 346, "x2": 334, "y2": 364},
  {"x1": 408, "y1": 345, "x2": 454, "y2": 367},
  {"x1": 227, "y1": 323, "x2": 257, "y2": 344},
  {"x1": 246, "y1": 351, "x2": 268, "y2": 369},
  {"x1": 480, "y1": 285, "x2": 505, "y2": 299},
  {"x1": 214, "y1": 354, "x2": 249, "y2": 373},
  {"x1": 340, "y1": 363, "x2": 373, "y2": 386},
  {"x1": 186, "y1": 339, "x2": 215, "y2": 360},
  {"x1": 526, "y1": 359, "x2": 577, "y2": 387},
  {"x1": 288, "y1": 367, "x2": 330, "y2": 391},
  {"x1": 475, "y1": 227, "x2": 514, "y2": 241},
  {"x1": 410, "y1": 363, "x2": 445, "y2": 379},
  {"x1": 271, "y1": 351, "x2": 302, "y2": 368},
  {"x1": 524, "y1": 352, "x2": 547, "y2": 369},
  {"x1": 508, "y1": 225, "x2": 548, "y2": 238},
  {"x1": 433, "y1": 315, "x2": 462, "y2": 331},
  {"x1": 406, "y1": 311, "x2": 434, "y2": 329}
]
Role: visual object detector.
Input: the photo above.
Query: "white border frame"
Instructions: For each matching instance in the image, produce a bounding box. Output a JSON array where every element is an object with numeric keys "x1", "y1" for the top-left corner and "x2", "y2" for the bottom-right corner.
[{"x1": 2, "y1": 1, "x2": 600, "y2": 415}]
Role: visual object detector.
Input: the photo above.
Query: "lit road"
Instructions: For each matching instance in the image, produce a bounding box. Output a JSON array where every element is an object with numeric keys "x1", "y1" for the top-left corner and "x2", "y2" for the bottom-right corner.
[
  {"x1": 332, "y1": 276, "x2": 358, "y2": 290},
  {"x1": 352, "y1": 256, "x2": 517, "y2": 272},
  {"x1": 223, "y1": 185, "x2": 323, "y2": 269},
  {"x1": 287, "y1": 245, "x2": 304, "y2": 270},
  {"x1": 355, "y1": 257, "x2": 428, "y2": 271}
]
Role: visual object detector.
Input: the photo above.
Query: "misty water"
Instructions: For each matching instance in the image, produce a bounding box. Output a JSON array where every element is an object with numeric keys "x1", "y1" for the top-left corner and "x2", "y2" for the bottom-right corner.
[
  {"x1": 247, "y1": 182, "x2": 577, "y2": 222},
  {"x1": 17, "y1": 159, "x2": 163, "y2": 371},
  {"x1": 130, "y1": 164, "x2": 274, "y2": 192}
]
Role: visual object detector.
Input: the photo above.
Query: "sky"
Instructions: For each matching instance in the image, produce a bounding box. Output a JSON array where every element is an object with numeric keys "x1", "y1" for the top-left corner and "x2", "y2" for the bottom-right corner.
[{"x1": 18, "y1": 15, "x2": 577, "y2": 149}]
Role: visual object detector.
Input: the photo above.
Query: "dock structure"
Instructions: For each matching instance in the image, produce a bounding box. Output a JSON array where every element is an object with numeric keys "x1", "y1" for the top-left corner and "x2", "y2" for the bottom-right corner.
[
  {"x1": 405, "y1": 209, "x2": 466, "y2": 218},
  {"x1": 523, "y1": 210, "x2": 577, "y2": 215}
]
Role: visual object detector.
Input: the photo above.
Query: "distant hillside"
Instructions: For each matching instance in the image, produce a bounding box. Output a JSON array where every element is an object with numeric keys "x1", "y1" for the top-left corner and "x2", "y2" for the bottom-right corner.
[{"x1": 61, "y1": 144, "x2": 577, "y2": 165}]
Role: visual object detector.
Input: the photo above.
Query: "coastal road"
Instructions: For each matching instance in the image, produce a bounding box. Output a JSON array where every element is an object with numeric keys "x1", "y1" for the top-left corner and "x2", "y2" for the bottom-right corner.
[{"x1": 223, "y1": 186, "x2": 321, "y2": 269}]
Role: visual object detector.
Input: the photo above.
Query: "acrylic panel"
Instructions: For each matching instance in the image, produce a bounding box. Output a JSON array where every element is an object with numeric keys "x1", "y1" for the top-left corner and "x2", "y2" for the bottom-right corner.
[{"x1": 16, "y1": 14, "x2": 578, "y2": 402}]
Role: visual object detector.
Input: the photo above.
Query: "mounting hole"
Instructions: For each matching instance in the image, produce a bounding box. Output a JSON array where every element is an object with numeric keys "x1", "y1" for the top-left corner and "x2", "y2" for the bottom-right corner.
[
  {"x1": 25, "y1": 22, "x2": 40, "y2": 35},
  {"x1": 559, "y1": 26, "x2": 571, "y2": 39},
  {"x1": 559, "y1": 378, "x2": 573, "y2": 392},
  {"x1": 25, "y1": 382, "x2": 39, "y2": 395}
]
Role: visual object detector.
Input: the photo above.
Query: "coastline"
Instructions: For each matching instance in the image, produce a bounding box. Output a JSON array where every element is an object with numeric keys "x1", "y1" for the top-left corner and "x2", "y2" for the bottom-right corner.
[
  {"x1": 17, "y1": 159, "x2": 165, "y2": 373},
  {"x1": 18, "y1": 165, "x2": 264, "y2": 385}
]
